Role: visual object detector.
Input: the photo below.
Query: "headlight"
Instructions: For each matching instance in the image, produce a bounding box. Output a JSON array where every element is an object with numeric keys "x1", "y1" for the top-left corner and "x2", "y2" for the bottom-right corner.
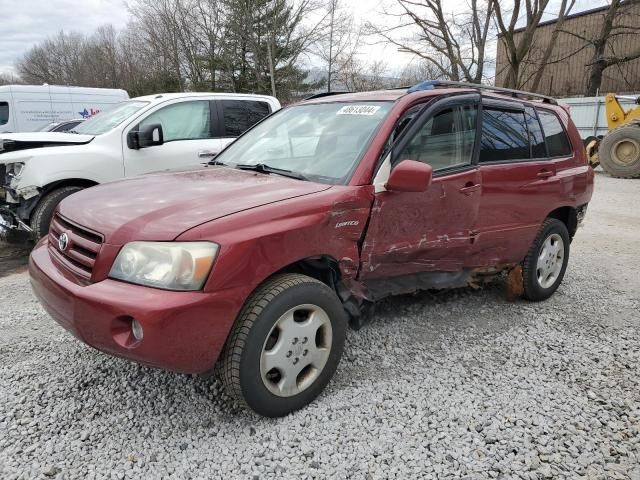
[
  {"x1": 109, "y1": 242, "x2": 219, "y2": 291},
  {"x1": 9, "y1": 162, "x2": 25, "y2": 178}
]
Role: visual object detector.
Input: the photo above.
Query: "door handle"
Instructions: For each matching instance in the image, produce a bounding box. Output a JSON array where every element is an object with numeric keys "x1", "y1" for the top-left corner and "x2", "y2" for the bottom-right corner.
[
  {"x1": 537, "y1": 169, "x2": 555, "y2": 179},
  {"x1": 198, "y1": 150, "x2": 219, "y2": 158},
  {"x1": 459, "y1": 183, "x2": 481, "y2": 195}
]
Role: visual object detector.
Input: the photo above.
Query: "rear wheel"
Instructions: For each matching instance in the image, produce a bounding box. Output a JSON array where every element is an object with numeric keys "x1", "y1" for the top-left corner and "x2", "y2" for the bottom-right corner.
[
  {"x1": 30, "y1": 186, "x2": 83, "y2": 239},
  {"x1": 220, "y1": 273, "x2": 347, "y2": 417},
  {"x1": 599, "y1": 124, "x2": 640, "y2": 178},
  {"x1": 521, "y1": 218, "x2": 570, "y2": 301}
]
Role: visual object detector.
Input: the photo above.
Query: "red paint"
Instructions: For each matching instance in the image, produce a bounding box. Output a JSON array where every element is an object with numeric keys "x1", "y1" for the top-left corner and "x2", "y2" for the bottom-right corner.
[
  {"x1": 385, "y1": 160, "x2": 433, "y2": 192},
  {"x1": 29, "y1": 88, "x2": 593, "y2": 374}
]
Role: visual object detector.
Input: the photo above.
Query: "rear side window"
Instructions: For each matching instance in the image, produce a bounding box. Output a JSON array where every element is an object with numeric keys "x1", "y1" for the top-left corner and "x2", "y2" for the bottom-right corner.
[
  {"x1": 219, "y1": 100, "x2": 271, "y2": 137},
  {"x1": 0, "y1": 102, "x2": 8, "y2": 126},
  {"x1": 538, "y1": 110, "x2": 572, "y2": 157},
  {"x1": 525, "y1": 107, "x2": 547, "y2": 158},
  {"x1": 479, "y1": 107, "x2": 530, "y2": 162}
]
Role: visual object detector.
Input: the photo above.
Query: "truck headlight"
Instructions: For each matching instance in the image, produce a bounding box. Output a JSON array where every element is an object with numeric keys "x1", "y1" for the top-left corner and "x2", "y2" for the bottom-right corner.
[
  {"x1": 8, "y1": 162, "x2": 25, "y2": 179},
  {"x1": 109, "y1": 242, "x2": 219, "y2": 291}
]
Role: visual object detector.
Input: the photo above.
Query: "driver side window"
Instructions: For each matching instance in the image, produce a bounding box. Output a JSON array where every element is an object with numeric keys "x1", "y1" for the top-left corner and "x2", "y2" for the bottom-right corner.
[
  {"x1": 396, "y1": 105, "x2": 477, "y2": 172},
  {"x1": 139, "y1": 101, "x2": 211, "y2": 142}
]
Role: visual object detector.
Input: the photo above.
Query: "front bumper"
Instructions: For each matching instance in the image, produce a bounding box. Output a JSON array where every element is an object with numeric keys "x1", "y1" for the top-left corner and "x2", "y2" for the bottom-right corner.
[{"x1": 29, "y1": 239, "x2": 245, "y2": 374}]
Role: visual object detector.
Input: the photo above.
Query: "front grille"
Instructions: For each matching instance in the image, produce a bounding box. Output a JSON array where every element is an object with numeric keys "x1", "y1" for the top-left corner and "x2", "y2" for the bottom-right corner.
[{"x1": 48, "y1": 213, "x2": 103, "y2": 280}]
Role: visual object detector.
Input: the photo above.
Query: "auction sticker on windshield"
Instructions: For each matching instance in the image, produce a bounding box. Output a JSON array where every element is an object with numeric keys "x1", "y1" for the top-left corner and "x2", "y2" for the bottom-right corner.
[{"x1": 336, "y1": 105, "x2": 381, "y2": 115}]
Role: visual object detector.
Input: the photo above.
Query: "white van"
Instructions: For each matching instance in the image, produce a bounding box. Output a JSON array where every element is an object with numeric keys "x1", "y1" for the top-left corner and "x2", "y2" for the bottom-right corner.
[
  {"x1": 0, "y1": 92, "x2": 281, "y2": 239},
  {"x1": 0, "y1": 85, "x2": 129, "y2": 133}
]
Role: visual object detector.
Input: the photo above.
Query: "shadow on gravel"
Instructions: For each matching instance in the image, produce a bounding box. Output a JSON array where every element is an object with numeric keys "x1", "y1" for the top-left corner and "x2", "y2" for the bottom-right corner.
[{"x1": 0, "y1": 241, "x2": 32, "y2": 278}]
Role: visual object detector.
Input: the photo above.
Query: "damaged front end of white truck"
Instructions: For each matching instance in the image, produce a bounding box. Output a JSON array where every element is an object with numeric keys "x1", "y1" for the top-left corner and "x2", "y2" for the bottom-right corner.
[{"x1": 0, "y1": 134, "x2": 94, "y2": 243}]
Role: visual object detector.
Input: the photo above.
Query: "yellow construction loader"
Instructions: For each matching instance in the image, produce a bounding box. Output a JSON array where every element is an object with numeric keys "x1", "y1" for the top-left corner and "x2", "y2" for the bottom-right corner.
[{"x1": 586, "y1": 93, "x2": 640, "y2": 178}]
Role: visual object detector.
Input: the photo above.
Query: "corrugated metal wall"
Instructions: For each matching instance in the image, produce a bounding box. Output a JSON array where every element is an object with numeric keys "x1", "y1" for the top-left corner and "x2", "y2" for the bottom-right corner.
[
  {"x1": 495, "y1": 4, "x2": 640, "y2": 96},
  {"x1": 557, "y1": 96, "x2": 638, "y2": 138}
]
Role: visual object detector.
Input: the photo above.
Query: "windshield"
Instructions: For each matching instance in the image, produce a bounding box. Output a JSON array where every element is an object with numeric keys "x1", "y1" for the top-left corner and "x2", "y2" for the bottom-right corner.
[
  {"x1": 38, "y1": 122, "x2": 56, "y2": 132},
  {"x1": 73, "y1": 100, "x2": 149, "y2": 135},
  {"x1": 218, "y1": 102, "x2": 393, "y2": 184}
]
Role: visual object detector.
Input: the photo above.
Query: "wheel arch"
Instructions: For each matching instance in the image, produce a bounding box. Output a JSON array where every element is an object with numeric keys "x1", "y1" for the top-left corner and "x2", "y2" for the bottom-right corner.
[
  {"x1": 546, "y1": 206, "x2": 577, "y2": 239},
  {"x1": 25, "y1": 178, "x2": 99, "y2": 220},
  {"x1": 273, "y1": 255, "x2": 343, "y2": 292},
  {"x1": 40, "y1": 178, "x2": 99, "y2": 196}
]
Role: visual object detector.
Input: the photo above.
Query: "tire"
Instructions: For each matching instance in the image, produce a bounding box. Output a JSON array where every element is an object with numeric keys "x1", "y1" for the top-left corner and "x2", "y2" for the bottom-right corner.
[
  {"x1": 220, "y1": 273, "x2": 347, "y2": 417},
  {"x1": 521, "y1": 218, "x2": 570, "y2": 302},
  {"x1": 30, "y1": 186, "x2": 83, "y2": 239},
  {"x1": 598, "y1": 124, "x2": 640, "y2": 178}
]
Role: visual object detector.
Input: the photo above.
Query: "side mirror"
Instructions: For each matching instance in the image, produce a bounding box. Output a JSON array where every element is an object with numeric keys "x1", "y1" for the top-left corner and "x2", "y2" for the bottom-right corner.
[
  {"x1": 127, "y1": 124, "x2": 164, "y2": 149},
  {"x1": 385, "y1": 160, "x2": 433, "y2": 192}
]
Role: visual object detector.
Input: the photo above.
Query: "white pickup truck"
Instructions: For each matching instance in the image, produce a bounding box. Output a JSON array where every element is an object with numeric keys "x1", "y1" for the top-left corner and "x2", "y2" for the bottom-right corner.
[{"x1": 0, "y1": 92, "x2": 280, "y2": 240}]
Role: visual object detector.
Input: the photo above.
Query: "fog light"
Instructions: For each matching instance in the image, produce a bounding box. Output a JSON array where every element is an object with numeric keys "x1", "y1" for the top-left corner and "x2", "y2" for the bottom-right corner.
[{"x1": 131, "y1": 319, "x2": 144, "y2": 341}]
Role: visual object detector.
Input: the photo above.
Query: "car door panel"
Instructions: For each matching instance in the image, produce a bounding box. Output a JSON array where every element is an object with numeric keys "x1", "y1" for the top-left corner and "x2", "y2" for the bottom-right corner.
[
  {"x1": 468, "y1": 103, "x2": 574, "y2": 267},
  {"x1": 361, "y1": 168, "x2": 481, "y2": 280},
  {"x1": 123, "y1": 99, "x2": 223, "y2": 176},
  {"x1": 359, "y1": 94, "x2": 482, "y2": 282}
]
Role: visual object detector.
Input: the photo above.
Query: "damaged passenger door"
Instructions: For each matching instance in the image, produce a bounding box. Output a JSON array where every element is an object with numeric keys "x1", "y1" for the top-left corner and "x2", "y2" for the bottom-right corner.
[{"x1": 359, "y1": 94, "x2": 482, "y2": 288}]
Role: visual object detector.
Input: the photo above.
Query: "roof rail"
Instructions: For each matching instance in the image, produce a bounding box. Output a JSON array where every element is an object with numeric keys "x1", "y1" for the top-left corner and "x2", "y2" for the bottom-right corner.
[
  {"x1": 407, "y1": 80, "x2": 558, "y2": 105},
  {"x1": 304, "y1": 91, "x2": 352, "y2": 100}
]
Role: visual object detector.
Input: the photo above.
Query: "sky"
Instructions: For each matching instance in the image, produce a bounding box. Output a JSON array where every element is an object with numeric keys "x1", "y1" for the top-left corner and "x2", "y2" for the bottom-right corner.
[
  {"x1": 0, "y1": 0, "x2": 609, "y2": 77},
  {"x1": 0, "y1": 0, "x2": 129, "y2": 74}
]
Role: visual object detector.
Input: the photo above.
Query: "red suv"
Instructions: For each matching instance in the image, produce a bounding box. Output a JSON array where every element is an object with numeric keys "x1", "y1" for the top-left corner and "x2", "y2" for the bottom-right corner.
[{"x1": 29, "y1": 81, "x2": 594, "y2": 417}]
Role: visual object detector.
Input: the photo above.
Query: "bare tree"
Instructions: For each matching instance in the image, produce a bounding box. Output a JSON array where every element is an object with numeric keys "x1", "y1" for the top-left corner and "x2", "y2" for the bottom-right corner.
[
  {"x1": 555, "y1": 0, "x2": 640, "y2": 95},
  {"x1": 366, "y1": 0, "x2": 495, "y2": 84},
  {"x1": 494, "y1": 0, "x2": 575, "y2": 89},
  {"x1": 315, "y1": 0, "x2": 355, "y2": 92},
  {"x1": 397, "y1": 59, "x2": 447, "y2": 85},
  {"x1": 528, "y1": 0, "x2": 576, "y2": 92},
  {"x1": 0, "y1": 72, "x2": 23, "y2": 85}
]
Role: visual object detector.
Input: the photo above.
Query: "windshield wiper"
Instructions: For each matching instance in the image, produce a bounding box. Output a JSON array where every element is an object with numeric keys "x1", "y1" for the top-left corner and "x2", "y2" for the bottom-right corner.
[
  {"x1": 206, "y1": 159, "x2": 227, "y2": 166},
  {"x1": 236, "y1": 163, "x2": 307, "y2": 181},
  {"x1": 67, "y1": 130, "x2": 79, "y2": 134}
]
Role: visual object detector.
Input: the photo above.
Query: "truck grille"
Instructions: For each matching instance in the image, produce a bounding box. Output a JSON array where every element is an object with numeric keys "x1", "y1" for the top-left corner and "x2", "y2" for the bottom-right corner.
[{"x1": 48, "y1": 214, "x2": 103, "y2": 281}]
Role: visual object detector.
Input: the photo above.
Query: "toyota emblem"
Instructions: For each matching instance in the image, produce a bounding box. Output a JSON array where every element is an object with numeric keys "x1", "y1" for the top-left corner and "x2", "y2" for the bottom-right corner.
[{"x1": 58, "y1": 233, "x2": 69, "y2": 252}]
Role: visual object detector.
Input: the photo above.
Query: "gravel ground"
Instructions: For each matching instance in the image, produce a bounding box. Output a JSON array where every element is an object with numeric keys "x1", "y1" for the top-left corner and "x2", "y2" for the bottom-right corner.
[{"x1": 1, "y1": 172, "x2": 640, "y2": 480}]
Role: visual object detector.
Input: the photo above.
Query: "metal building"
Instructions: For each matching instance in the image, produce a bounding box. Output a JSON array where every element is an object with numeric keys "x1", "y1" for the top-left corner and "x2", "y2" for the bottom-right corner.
[{"x1": 496, "y1": 4, "x2": 640, "y2": 97}]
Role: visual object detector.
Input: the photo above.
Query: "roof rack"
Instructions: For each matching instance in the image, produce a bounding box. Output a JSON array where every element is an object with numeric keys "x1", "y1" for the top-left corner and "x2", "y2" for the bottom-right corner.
[
  {"x1": 407, "y1": 80, "x2": 558, "y2": 105},
  {"x1": 304, "y1": 91, "x2": 352, "y2": 100}
]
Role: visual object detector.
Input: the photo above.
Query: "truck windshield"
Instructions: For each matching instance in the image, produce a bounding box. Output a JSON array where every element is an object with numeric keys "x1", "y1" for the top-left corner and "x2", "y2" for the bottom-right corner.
[
  {"x1": 218, "y1": 102, "x2": 393, "y2": 184},
  {"x1": 73, "y1": 101, "x2": 149, "y2": 136}
]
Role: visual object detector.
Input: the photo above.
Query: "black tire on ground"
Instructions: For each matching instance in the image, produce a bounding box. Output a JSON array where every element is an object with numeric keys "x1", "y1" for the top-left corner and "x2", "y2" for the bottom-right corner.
[
  {"x1": 30, "y1": 186, "x2": 83, "y2": 239},
  {"x1": 521, "y1": 218, "x2": 571, "y2": 302},
  {"x1": 220, "y1": 273, "x2": 347, "y2": 417},
  {"x1": 598, "y1": 124, "x2": 640, "y2": 178}
]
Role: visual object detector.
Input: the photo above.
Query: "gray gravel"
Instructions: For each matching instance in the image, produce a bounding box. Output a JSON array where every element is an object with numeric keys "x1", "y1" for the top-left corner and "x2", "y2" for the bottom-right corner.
[{"x1": 1, "y1": 172, "x2": 640, "y2": 480}]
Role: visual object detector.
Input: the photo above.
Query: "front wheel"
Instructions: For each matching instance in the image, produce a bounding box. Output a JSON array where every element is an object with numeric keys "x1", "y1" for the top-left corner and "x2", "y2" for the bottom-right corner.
[
  {"x1": 30, "y1": 186, "x2": 83, "y2": 239},
  {"x1": 521, "y1": 218, "x2": 570, "y2": 301},
  {"x1": 220, "y1": 273, "x2": 347, "y2": 417}
]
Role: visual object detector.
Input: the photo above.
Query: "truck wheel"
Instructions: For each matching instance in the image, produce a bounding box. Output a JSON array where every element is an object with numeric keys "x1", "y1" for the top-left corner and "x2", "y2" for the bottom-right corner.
[
  {"x1": 599, "y1": 124, "x2": 640, "y2": 178},
  {"x1": 220, "y1": 273, "x2": 347, "y2": 417},
  {"x1": 521, "y1": 218, "x2": 570, "y2": 302},
  {"x1": 30, "y1": 186, "x2": 83, "y2": 239}
]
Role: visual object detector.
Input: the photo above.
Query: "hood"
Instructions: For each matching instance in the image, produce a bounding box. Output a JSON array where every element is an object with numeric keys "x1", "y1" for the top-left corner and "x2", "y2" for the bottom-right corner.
[
  {"x1": 0, "y1": 132, "x2": 94, "y2": 154},
  {"x1": 57, "y1": 166, "x2": 332, "y2": 244}
]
